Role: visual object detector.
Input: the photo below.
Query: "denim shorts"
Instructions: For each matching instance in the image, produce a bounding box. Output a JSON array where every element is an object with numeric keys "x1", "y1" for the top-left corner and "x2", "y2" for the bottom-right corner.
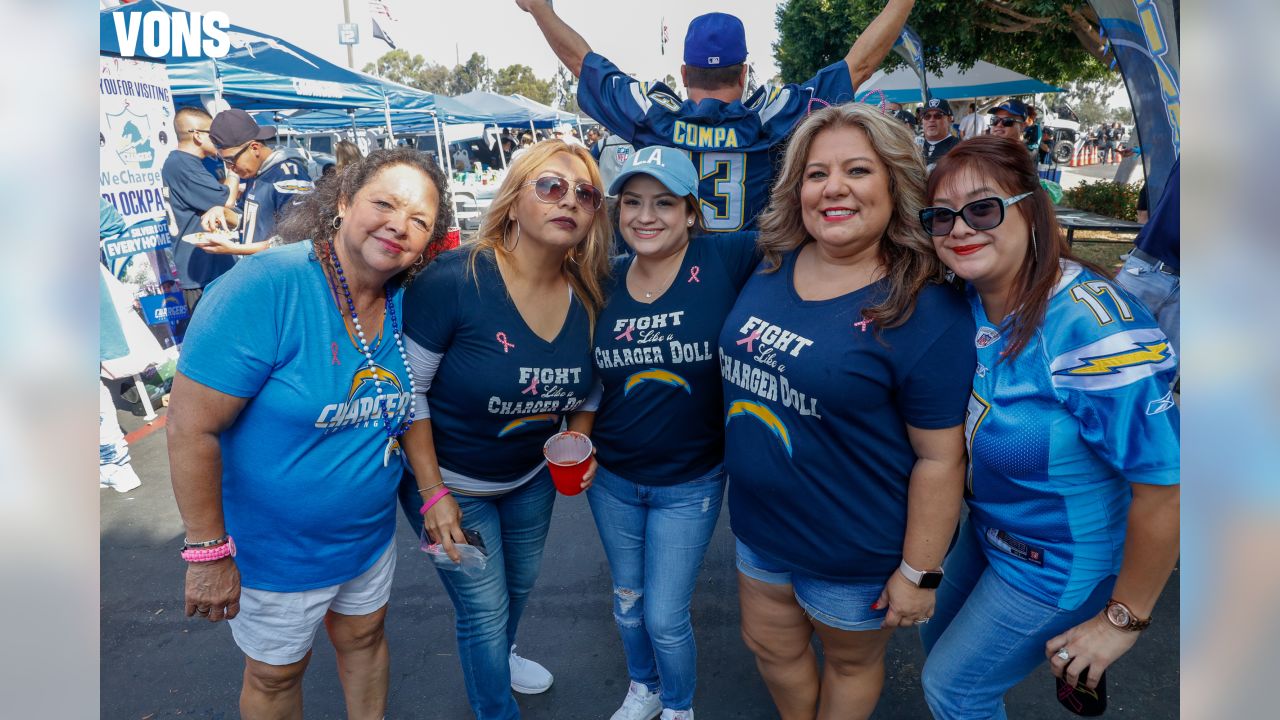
[{"x1": 735, "y1": 538, "x2": 886, "y2": 631}]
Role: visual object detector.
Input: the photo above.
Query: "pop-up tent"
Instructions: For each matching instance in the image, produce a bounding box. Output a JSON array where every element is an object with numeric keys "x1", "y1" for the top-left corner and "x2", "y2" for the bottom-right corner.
[
  {"x1": 856, "y1": 60, "x2": 1063, "y2": 104},
  {"x1": 101, "y1": 0, "x2": 385, "y2": 111}
]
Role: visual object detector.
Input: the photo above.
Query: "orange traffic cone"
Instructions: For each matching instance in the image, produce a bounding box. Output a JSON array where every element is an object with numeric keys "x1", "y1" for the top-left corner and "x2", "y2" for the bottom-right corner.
[{"x1": 1069, "y1": 148, "x2": 1080, "y2": 167}]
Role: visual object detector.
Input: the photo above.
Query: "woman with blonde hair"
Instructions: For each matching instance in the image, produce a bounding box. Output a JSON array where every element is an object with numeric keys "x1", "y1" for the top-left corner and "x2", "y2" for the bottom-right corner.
[
  {"x1": 718, "y1": 103, "x2": 975, "y2": 719},
  {"x1": 397, "y1": 139, "x2": 611, "y2": 719}
]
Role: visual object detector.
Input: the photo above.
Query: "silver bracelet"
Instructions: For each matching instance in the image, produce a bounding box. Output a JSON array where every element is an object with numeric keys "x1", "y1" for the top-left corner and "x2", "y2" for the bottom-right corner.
[{"x1": 182, "y1": 533, "x2": 229, "y2": 550}]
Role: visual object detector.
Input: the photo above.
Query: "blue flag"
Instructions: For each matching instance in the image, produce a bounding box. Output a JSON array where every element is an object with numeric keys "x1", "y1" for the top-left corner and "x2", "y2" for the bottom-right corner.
[{"x1": 891, "y1": 25, "x2": 929, "y2": 105}]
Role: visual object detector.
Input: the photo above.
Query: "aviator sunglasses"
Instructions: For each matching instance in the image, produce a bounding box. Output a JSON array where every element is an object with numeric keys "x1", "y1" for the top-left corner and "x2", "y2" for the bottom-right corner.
[
  {"x1": 919, "y1": 192, "x2": 1032, "y2": 236},
  {"x1": 523, "y1": 175, "x2": 603, "y2": 212}
]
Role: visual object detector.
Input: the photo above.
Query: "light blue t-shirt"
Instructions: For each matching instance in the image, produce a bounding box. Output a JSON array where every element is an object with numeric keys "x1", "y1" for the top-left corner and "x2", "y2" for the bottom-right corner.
[
  {"x1": 964, "y1": 261, "x2": 1179, "y2": 610},
  {"x1": 179, "y1": 241, "x2": 412, "y2": 591}
]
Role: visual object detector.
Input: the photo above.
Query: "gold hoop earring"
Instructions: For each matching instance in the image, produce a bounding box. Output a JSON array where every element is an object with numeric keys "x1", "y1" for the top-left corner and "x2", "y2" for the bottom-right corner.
[{"x1": 502, "y1": 220, "x2": 520, "y2": 253}]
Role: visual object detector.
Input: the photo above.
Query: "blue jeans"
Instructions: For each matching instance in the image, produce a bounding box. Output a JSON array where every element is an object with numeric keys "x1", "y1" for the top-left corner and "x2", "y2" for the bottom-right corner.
[
  {"x1": 919, "y1": 520, "x2": 1114, "y2": 720},
  {"x1": 1114, "y1": 251, "x2": 1180, "y2": 358},
  {"x1": 586, "y1": 464, "x2": 725, "y2": 711},
  {"x1": 399, "y1": 470, "x2": 557, "y2": 720}
]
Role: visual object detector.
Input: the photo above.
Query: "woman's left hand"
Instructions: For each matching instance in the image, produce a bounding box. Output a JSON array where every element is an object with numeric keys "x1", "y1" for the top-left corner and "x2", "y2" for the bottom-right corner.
[
  {"x1": 876, "y1": 569, "x2": 936, "y2": 629},
  {"x1": 579, "y1": 451, "x2": 597, "y2": 492},
  {"x1": 1045, "y1": 613, "x2": 1141, "y2": 690}
]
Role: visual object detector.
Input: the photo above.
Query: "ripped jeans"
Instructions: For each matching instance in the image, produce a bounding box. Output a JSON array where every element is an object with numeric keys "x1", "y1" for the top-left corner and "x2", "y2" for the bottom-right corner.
[{"x1": 586, "y1": 464, "x2": 725, "y2": 711}]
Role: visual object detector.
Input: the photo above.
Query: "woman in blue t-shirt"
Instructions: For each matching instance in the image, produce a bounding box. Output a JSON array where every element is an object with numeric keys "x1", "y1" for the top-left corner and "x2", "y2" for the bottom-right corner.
[
  {"x1": 167, "y1": 148, "x2": 452, "y2": 718},
  {"x1": 916, "y1": 136, "x2": 1180, "y2": 719},
  {"x1": 719, "y1": 104, "x2": 975, "y2": 718},
  {"x1": 570, "y1": 147, "x2": 758, "y2": 720},
  {"x1": 397, "y1": 140, "x2": 613, "y2": 720}
]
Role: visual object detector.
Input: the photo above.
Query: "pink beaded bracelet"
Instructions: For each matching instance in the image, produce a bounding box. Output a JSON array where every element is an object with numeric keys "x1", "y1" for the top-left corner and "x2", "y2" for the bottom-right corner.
[
  {"x1": 419, "y1": 486, "x2": 452, "y2": 515},
  {"x1": 180, "y1": 535, "x2": 236, "y2": 563}
]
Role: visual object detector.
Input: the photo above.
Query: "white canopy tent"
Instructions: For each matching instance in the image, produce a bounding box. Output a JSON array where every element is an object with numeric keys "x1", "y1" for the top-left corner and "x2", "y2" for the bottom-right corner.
[{"x1": 855, "y1": 60, "x2": 1063, "y2": 104}]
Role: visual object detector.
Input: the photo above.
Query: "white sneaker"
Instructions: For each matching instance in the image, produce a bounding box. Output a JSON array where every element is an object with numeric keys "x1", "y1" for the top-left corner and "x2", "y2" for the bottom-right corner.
[
  {"x1": 100, "y1": 464, "x2": 142, "y2": 493},
  {"x1": 610, "y1": 680, "x2": 662, "y2": 720},
  {"x1": 509, "y1": 645, "x2": 553, "y2": 694},
  {"x1": 660, "y1": 709, "x2": 693, "y2": 720}
]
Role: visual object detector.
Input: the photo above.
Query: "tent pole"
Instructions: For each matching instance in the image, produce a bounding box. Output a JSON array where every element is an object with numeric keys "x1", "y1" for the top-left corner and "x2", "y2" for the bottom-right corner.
[
  {"x1": 495, "y1": 123, "x2": 508, "y2": 169},
  {"x1": 382, "y1": 97, "x2": 396, "y2": 145}
]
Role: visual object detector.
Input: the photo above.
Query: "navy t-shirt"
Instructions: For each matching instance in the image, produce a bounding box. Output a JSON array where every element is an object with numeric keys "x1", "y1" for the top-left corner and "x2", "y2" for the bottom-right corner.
[
  {"x1": 240, "y1": 153, "x2": 314, "y2": 245},
  {"x1": 162, "y1": 150, "x2": 234, "y2": 289},
  {"x1": 719, "y1": 249, "x2": 976, "y2": 581},
  {"x1": 592, "y1": 232, "x2": 759, "y2": 485},
  {"x1": 402, "y1": 248, "x2": 595, "y2": 482}
]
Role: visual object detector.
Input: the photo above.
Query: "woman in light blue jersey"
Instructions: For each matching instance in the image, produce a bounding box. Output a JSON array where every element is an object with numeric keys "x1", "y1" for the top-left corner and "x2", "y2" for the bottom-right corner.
[{"x1": 917, "y1": 136, "x2": 1180, "y2": 719}]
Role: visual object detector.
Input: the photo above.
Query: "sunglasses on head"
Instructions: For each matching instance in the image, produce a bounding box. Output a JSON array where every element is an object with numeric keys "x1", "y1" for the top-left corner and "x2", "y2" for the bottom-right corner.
[
  {"x1": 524, "y1": 175, "x2": 603, "y2": 212},
  {"x1": 989, "y1": 116, "x2": 1022, "y2": 128},
  {"x1": 919, "y1": 192, "x2": 1033, "y2": 236}
]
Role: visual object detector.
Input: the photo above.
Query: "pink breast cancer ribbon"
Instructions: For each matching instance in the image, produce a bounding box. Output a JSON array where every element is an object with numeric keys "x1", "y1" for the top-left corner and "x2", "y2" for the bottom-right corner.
[
  {"x1": 615, "y1": 323, "x2": 636, "y2": 342},
  {"x1": 496, "y1": 332, "x2": 515, "y2": 353},
  {"x1": 687, "y1": 265, "x2": 701, "y2": 283},
  {"x1": 854, "y1": 317, "x2": 873, "y2": 332},
  {"x1": 331, "y1": 341, "x2": 341, "y2": 365},
  {"x1": 736, "y1": 329, "x2": 762, "y2": 353},
  {"x1": 521, "y1": 376, "x2": 540, "y2": 396}
]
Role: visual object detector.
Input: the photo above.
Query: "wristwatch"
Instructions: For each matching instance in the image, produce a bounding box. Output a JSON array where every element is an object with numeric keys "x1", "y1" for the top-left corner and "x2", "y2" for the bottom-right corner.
[
  {"x1": 898, "y1": 559, "x2": 944, "y2": 589},
  {"x1": 1104, "y1": 599, "x2": 1152, "y2": 631}
]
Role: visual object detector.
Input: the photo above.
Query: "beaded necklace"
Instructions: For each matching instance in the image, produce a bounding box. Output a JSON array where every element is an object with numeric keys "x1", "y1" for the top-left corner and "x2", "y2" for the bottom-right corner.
[{"x1": 329, "y1": 246, "x2": 417, "y2": 467}]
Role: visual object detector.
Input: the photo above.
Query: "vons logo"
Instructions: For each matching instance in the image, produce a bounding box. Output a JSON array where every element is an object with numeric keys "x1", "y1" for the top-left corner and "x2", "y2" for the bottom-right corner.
[{"x1": 112, "y1": 10, "x2": 231, "y2": 59}]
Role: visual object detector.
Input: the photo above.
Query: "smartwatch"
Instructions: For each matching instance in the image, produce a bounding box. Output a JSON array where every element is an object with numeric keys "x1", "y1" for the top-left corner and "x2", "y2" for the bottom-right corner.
[{"x1": 898, "y1": 559, "x2": 944, "y2": 589}]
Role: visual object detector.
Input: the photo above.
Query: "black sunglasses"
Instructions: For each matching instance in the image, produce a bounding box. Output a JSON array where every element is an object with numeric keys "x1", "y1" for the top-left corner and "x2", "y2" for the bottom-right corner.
[
  {"x1": 989, "y1": 116, "x2": 1022, "y2": 128},
  {"x1": 524, "y1": 175, "x2": 603, "y2": 212},
  {"x1": 220, "y1": 142, "x2": 255, "y2": 168},
  {"x1": 919, "y1": 193, "x2": 1032, "y2": 236}
]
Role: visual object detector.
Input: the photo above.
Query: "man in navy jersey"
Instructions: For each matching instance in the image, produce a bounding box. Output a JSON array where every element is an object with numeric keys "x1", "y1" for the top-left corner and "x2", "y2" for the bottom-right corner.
[
  {"x1": 517, "y1": 0, "x2": 915, "y2": 231},
  {"x1": 204, "y1": 109, "x2": 314, "y2": 254}
]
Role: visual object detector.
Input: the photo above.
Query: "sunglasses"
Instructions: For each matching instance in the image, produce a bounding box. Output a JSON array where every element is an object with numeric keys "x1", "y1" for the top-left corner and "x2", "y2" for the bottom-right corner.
[
  {"x1": 921, "y1": 112, "x2": 949, "y2": 121},
  {"x1": 989, "y1": 117, "x2": 1022, "y2": 128},
  {"x1": 524, "y1": 175, "x2": 603, "y2": 212},
  {"x1": 919, "y1": 192, "x2": 1033, "y2": 236},
  {"x1": 220, "y1": 142, "x2": 255, "y2": 168}
]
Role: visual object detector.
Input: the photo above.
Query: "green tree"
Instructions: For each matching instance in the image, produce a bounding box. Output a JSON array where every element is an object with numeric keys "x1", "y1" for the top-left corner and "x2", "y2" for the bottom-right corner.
[
  {"x1": 493, "y1": 64, "x2": 555, "y2": 105},
  {"x1": 774, "y1": 0, "x2": 1115, "y2": 87},
  {"x1": 1055, "y1": 77, "x2": 1124, "y2": 127},
  {"x1": 363, "y1": 49, "x2": 450, "y2": 93},
  {"x1": 448, "y1": 52, "x2": 493, "y2": 95}
]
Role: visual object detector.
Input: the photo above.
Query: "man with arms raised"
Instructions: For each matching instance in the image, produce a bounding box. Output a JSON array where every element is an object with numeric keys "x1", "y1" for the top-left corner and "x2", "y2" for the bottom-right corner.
[{"x1": 517, "y1": 0, "x2": 915, "y2": 232}]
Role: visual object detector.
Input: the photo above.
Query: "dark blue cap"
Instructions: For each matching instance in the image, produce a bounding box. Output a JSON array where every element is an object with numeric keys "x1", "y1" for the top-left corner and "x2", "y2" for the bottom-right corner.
[
  {"x1": 684, "y1": 13, "x2": 747, "y2": 68},
  {"x1": 987, "y1": 99, "x2": 1028, "y2": 119}
]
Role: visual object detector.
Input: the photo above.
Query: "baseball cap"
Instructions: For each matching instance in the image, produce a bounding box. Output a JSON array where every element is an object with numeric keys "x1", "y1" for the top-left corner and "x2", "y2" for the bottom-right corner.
[
  {"x1": 987, "y1": 99, "x2": 1028, "y2": 119},
  {"x1": 608, "y1": 145, "x2": 698, "y2": 198},
  {"x1": 923, "y1": 97, "x2": 953, "y2": 116},
  {"x1": 209, "y1": 109, "x2": 276, "y2": 149},
  {"x1": 684, "y1": 13, "x2": 747, "y2": 68},
  {"x1": 892, "y1": 109, "x2": 917, "y2": 126}
]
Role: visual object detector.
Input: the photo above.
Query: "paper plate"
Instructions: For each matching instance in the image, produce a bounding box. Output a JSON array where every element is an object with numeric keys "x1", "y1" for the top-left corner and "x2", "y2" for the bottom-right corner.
[{"x1": 181, "y1": 230, "x2": 238, "y2": 245}]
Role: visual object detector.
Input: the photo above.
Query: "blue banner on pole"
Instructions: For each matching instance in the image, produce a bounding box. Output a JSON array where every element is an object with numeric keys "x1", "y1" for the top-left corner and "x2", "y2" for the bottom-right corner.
[
  {"x1": 101, "y1": 217, "x2": 172, "y2": 262},
  {"x1": 891, "y1": 25, "x2": 929, "y2": 104}
]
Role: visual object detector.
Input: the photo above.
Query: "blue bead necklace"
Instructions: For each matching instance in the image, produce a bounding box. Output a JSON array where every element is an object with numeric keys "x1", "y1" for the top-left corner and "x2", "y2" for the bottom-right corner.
[{"x1": 329, "y1": 246, "x2": 417, "y2": 467}]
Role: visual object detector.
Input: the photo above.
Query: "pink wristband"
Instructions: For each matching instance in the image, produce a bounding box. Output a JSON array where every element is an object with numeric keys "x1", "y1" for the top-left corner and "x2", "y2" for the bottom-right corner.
[
  {"x1": 419, "y1": 486, "x2": 451, "y2": 515},
  {"x1": 180, "y1": 535, "x2": 236, "y2": 563}
]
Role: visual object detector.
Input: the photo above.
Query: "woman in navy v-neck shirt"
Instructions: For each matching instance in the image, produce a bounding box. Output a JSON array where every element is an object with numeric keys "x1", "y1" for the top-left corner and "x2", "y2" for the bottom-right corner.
[
  {"x1": 397, "y1": 141, "x2": 613, "y2": 720},
  {"x1": 571, "y1": 147, "x2": 758, "y2": 720}
]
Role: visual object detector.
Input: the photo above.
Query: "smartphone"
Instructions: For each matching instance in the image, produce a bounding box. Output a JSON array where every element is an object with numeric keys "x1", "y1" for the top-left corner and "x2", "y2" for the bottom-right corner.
[{"x1": 462, "y1": 528, "x2": 486, "y2": 553}]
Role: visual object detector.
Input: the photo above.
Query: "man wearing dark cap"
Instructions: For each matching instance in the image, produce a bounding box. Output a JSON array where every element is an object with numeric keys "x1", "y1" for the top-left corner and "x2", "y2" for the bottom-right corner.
[
  {"x1": 920, "y1": 96, "x2": 958, "y2": 170},
  {"x1": 202, "y1": 108, "x2": 313, "y2": 253},
  {"x1": 517, "y1": 0, "x2": 915, "y2": 232},
  {"x1": 987, "y1": 99, "x2": 1029, "y2": 144}
]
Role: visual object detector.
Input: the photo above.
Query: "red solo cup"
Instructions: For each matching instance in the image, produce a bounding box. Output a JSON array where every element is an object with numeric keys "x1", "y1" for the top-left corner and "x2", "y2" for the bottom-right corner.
[
  {"x1": 543, "y1": 431, "x2": 593, "y2": 496},
  {"x1": 444, "y1": 226, "x2": 462, "y2": 249}
]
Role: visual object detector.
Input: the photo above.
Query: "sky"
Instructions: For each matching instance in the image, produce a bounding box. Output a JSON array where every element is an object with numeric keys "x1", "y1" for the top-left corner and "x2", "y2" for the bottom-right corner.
[{"x1": 163, "y1": 0, "x2": 785, "y2": 85}]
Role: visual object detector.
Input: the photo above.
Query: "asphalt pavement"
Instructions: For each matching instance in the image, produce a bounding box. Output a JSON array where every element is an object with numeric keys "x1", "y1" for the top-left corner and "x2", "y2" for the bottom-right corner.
[{"x1": 101, "y1": 398, "x2": 1178, "y2": 719}]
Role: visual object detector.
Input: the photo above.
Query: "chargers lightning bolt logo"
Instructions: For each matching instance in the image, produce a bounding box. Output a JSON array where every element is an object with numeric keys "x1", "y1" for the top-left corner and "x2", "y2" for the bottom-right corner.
[
  {"x1": 623, "y1": 369, "x2": 692, "y2": 396},
  {"x1": 497, "y1": 413, "x2": 560, "y2": 437},
  {"x1": 726, "y1": 400, "x2": 793, "y2": 456},
  {"x1": 1053, "y1": 341, "x2": 1171, "y2": 376}
]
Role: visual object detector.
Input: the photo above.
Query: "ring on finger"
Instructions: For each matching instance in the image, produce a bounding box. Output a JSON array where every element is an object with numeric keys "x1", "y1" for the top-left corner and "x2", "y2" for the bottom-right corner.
[
  {"x1": 1056, "y1": 648, "x2": 1070, "y2": 662},
  {"x1": 913, "y1": 617, "x2": 931, "y2": 624}
]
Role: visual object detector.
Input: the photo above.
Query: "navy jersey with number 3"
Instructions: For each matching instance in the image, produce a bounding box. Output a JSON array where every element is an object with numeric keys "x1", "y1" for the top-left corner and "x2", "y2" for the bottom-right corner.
[{"x1": 578, "y1": 53, "x2": 854, "y2": 232}]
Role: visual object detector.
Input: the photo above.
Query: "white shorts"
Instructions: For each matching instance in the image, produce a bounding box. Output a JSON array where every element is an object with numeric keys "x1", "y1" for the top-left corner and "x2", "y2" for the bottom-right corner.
[{"x1": 228, "y1": 540, "x2": 397, "y2": 665}]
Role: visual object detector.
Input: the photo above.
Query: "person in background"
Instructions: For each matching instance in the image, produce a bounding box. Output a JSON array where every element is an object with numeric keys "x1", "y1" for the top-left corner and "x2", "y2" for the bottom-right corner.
[
  {"x1": 917, "y1": 136, "x2": 1179, "y2": 719},
  {"x1": 163, "y1": 106, "x2": 240, "y2": 312},
  {"x1": 519, "y1": 0, "x2": 916, "y2": 232},
  {"x1": 957, "y1": 102, "x2": 983, "y2": 140},
  {"x1": 576, "y1": 147, "x2": 759, "y2": 720},
  {"x1": 396, "y1": 139, "x2": 612, "y2": 720},
  {"x1": 720, "y1": 103, "x2": 974, "y2": 719},
  {"x1": 99, "y1": 198, "x2": 144, "y2": 494},
  {"x1": 1114, "y1": 159, "x2": 1179, "y2": 361},
  {"x1": 200, "y1": 109, "x2": 315, "y2": 255},
  {"x1": 166, "y1": 148, "x2": 451, "y2": 719},
  {"x1": 920, "y1": 97, "x2": 958, "y2": 171},
  {"x1": 335, "y1": 140, "x2": 363, "y2": 172}
]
